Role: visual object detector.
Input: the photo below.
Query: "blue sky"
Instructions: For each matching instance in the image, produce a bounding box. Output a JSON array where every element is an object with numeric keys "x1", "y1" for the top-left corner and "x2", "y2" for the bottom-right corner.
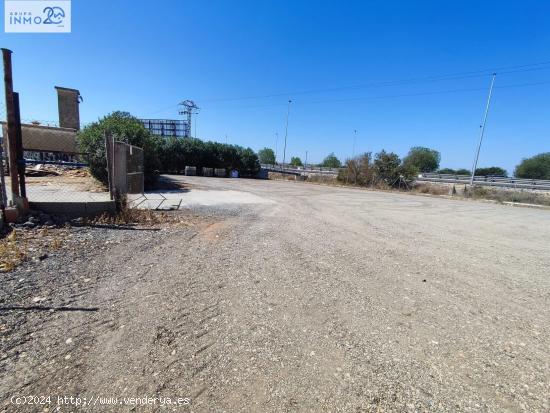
[{"x1": 1, "y1": 0, "x2": 549, "y2": 173}]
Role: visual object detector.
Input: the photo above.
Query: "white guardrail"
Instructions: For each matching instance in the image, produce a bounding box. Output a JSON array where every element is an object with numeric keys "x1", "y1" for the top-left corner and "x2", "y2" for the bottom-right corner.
[
  {"x1": 261, "y1": 164, "x2": 340, "y2": 175},
  {"x1": 417, "y1": 173, "x2": 550, "y2": 190},
  {"x1": 261, "y1": 165, "x2": 550, "y2": 191}
]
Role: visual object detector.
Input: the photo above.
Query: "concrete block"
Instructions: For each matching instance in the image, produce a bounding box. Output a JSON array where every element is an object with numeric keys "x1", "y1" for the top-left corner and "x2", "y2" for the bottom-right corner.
[
  {"x1": 202, "y1": 167, "x2": 213, "y2": 177},
  {"x1": 214, "y1": 168, "x2": 226, "y2": 177},
  {"x1": 185, "y1": 166, "x2": 197, "y2": 176},
  {"x1": 29, "y1": 201, "x2": 116, "y2": 218}
]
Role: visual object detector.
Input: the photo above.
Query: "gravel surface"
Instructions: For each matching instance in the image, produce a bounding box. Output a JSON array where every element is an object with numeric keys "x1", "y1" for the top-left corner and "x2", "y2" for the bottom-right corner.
[{"x1": 1, "y1": 176, "x2": 549, "y2": 412}]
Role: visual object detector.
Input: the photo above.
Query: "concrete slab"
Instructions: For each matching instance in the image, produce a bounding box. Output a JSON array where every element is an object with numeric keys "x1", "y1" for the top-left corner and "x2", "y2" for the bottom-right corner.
[{"x1": 128, "y1": 188, "x2": 273, "y2": 210}]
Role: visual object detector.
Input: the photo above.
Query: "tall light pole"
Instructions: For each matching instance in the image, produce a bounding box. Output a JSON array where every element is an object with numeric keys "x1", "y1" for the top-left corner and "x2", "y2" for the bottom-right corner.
[
  {"x1": 194, "y1": 113, "x2": 198, "y2": 138},
  {"x1": 346, "y1": 129, "x2": 358, "y2": 185},
  {"x1": 305, "y1": 150, "x2": 308, "y2": 169},
  {"x1": 470, "y1": 73, "x2": 496, "y2": 186},
  {"x1": 352, "y1": 129, "x2": 357, "y2": 158},
  {"x1": 275, "y1": 132, "x2": 279, "y2": 165},
  {"x1": 282, "y1": 99, "x2": 292, "y2": 171}
]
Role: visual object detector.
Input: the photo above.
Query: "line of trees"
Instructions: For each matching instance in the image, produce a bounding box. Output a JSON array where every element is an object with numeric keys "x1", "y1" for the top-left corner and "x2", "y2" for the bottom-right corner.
[
  {"x1": 78, "y1": 112, "x2": 261, "y2": 187},
  {"x1": 80, "y1": 114, "x2": 549, "y2": 188},
  {"x1": 339, "y1": 150, "x2": 421, "y2": 187},
  {"x1": 302, "y1": 146, "x2": 550, "y2": 181},
  {"x1": 437, "y1": 167, "x2": 507, "y2": 176}
]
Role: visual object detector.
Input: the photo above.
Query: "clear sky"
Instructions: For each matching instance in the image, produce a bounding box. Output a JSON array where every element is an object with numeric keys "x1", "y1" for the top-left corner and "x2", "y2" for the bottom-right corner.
[{"x1": 1, "y1": 0, "x2": 549, "y2": 173}]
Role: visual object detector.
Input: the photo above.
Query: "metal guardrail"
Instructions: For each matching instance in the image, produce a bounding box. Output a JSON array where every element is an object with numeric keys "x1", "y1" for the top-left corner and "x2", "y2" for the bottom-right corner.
[
  {"x1": 418, "y1": 173, "x2": 550, "y2": 190},
  {"x1": 261, "y1": 164, "x2": 340, "y2": 176},
  {"x1": 261, "y1": 166, "x2": 550, "y2": 191}
]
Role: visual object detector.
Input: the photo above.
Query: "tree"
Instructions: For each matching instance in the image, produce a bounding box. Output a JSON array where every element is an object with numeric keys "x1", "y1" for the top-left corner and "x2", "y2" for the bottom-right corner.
[
  {"x1": 438, "y1": 168, "x2": 456, "y2": 174},
  {"x1": 320, "y1": 152, "x2": 341, "y2": 168},
  {"x1": 339, "y1": 152, "x2": 375, "y2": 185},
  {"x1": 258, "y1": 147, "x2": 276, "y2": 164},
  {"x1": 78, "y1": 111, "x2": 161, "y2": 186},
  {"x1": 237, "y1": 147, "x2": 261, "y2": 177},
  {"x1": 157, "y1": 138, "x2": 260, "y2": 177},
  {"x1": 290, "y1": 156, "x2": 303, "y2": 167},
  {"x1": 374, "y1": 150, "x2": 402, "y2": 184},
  {"x1": 456, "y1": 168, "x2": 471, "y2": 175},
  {"x1": 475, "y1": 166, "x2": 507, "y2": 177},
  {"x1": 515, "y1": 153, "x2": 550, "y2": 179},
  {"x1": 403, "y1": 146, "x2": 440, "y2": 173}
]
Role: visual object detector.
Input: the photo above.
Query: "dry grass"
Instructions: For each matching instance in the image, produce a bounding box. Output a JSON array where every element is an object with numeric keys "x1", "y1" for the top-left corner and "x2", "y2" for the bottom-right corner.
[
  {"x1": 413, "y1": 183, "x2": 452, "y2": 196},
  {"x1": 0, "y1": 230, "x2": 27, "y2": 272},
  {"x1": 466, "y1": 186, "x2": 550, "y2": 206},
  {"x1": 93, "y1": 208, "x2": 166, "y2": 226},
  {"x1": 268, "y1": 171, "x2": 299, "y2": 181},
  {"x1": 0, "y1": 228, "x2": 67, "y2": 272},
  {"x1": 412, "y1": 182, "x2": 550, "y2": 207},
  {"x1": 92, "y1": 198, "x2": 196, "y2": 227},
  {"x1": 306, "y1": 174, "x2": 339, "y2": 184}
]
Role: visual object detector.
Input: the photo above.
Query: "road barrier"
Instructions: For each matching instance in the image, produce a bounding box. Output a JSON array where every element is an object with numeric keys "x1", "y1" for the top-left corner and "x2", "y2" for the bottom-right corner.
[{"x1": 417, "y1": 173, "x2": 550, "y2": 190}]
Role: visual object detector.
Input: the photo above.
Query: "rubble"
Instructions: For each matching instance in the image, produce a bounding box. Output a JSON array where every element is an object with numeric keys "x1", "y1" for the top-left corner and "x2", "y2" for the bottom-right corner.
[{"x1": 25, "y1": 163, "x2": 89, "y2": 177}]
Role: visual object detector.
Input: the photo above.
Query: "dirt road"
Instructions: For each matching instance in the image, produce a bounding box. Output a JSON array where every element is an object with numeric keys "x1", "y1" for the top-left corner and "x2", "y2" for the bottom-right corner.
[{"x1": 1, "y1": 177, "x2": 549, "y2": 412}]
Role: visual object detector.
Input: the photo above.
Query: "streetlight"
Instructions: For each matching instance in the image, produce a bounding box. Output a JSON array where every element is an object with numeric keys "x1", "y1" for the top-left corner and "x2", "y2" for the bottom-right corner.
[
  {"x1": 470, "y1": 73, "x2": 496, "y2": 186},
  {"x1": 275, "y1": 132, "x2": 279, "y2": 165},
  {"x1": 282, "y1": 99, "x2": 292, "y2": 171},
  {"x1": 346, "y1": 129, "x2": 358, "y2": 185},
  {"x1": 352, "y1": 129, "x2": 357, "y2": 158},
  {"x1": 305, "y1": 150, "x2": 308, "y2": 169}
]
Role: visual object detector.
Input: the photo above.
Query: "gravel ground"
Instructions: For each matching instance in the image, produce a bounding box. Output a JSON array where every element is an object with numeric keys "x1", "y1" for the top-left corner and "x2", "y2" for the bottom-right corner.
[{"x1": 1, "y1": 176, "x2": 549, "y2": 412}]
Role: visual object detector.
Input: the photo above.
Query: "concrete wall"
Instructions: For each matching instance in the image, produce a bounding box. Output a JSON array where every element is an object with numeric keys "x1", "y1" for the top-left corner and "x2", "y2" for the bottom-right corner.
[
  {"x1": 29, "y1": 200, "x2": 116, "y2": 218},
  {"x1": 112, "y1": 141, "x2": 144, "y2": 195},
  {"x1": 55, "y1": 87, "x2": 81, "y2": 130},
  {"x1": 1, "y1": 122, "x2": 78, "y2": 154}
]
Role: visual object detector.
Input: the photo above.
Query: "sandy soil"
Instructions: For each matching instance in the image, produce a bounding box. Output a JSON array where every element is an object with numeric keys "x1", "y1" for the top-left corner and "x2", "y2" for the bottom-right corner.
[{"x1": 1, "y1": 176, "x2": 549, "y2": 412}]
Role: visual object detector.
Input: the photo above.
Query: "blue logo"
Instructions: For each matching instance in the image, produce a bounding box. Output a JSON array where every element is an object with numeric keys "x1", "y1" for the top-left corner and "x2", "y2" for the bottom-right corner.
[
  {"x1": 5, "y1": 1, "x2": 71, "y2": 32},
  {"x1": 43, "y1": 6, "x2": 65, "y2": 25}
]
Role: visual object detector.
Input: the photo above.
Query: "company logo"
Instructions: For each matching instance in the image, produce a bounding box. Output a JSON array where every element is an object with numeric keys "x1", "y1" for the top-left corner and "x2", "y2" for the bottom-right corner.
[{"x1": 5, "y1": 1, "x2": 71, "y2": 33}]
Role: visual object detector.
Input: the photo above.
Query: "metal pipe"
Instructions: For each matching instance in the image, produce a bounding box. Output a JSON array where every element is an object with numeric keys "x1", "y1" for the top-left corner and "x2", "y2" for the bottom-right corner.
[
  {"x1": 2, "y1": 48, "x2": 20, "y2": 202},
  {"x1": 275, "y1": 132, "x2": 278, "y2": 165},
  {"x1": 282, "y1": 100, "x2": 291, "y2": 172},
  {"x1": 470, "y1": 73, "x2": 496, "y2": 186},
  {"x1": 13, "y1": 92, "x2": 26, "y2": 198}
]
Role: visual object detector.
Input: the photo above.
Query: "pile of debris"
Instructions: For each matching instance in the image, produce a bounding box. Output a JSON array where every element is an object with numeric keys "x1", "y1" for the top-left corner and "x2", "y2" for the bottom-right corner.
[{"x1": 25, "y1": 163, "x2": 90, "y2": 177}]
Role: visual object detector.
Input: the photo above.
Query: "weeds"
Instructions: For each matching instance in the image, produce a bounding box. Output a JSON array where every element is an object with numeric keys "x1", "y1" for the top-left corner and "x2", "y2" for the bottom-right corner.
[
  {"x1": 0, "y1": 230, "x2": 27, "y2": 272},
  {"x1": 414, "y1": 182, "x2": 550, "y2": 206},
  {"x1": 93, "y1": 197, "x2": 191, "y2": 226},
  {"x1": 465, "y1": 186, "x2": 550, "y2": 206}
]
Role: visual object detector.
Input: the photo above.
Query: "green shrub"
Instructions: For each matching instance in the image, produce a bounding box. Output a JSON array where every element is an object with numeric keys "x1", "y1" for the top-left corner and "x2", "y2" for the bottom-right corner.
[
  {"x1": 78, "y1": 111, "x2": 261, "y2": 186},
  {"x1": 475, "y1": 166, "x2": 507, "y2": 176},
  {"x1": 438, "y1": 168, "x2": 456, "y2": 174},
  {"x1": 402, "y1": 146, "x2": 440, "y2": 172},
  {"x1": 158, "y1": 138, "x2": 260, "y2": 177},
  {"x1": 320, "y1": 152, "x2": 342, "y2": 168},
  {"x1": 290, "y1": 156, "x2": 303, "y2": 167},
  {"x1": 514, "y1": 153, "x2": 550, "y2": 179},
  {"x1": 374, "y1": 150, "x2": 402, "y2": 184},
  {"x1": 78, "y1": 111, "x2": 161, "y2": 186},
  {"x1": 258, "y1": 147, "x2": 276, "y2": 164},
  {"x1": 456, "y1": 168, "x2": 471, "y2": 175}
]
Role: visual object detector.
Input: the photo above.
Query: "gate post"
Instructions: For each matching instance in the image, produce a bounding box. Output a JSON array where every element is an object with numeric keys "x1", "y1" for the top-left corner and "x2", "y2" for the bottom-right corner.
[
  {"x1": 2, "y1": 48, "x2": 27, "y2": 217},
  {"x1": 2, "y1": 49, "x2": 19, "y2": 201}
]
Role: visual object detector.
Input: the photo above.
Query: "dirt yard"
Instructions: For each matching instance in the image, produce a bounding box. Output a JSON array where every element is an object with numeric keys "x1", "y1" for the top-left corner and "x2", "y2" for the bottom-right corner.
[{"x1": 1, "y1": 176, "x2": 549, "y2": 412}]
